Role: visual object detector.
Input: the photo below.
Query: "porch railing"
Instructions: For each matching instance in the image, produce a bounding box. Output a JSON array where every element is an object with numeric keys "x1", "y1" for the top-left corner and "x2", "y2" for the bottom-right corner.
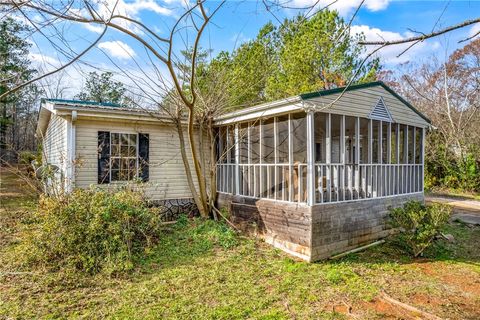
[
  {"x1": 314, "y1": 163, "x2": 423, "y2": 204},
  {"x1": 217, "y1": 163, "x2": 308, "y2": 203},
  {"x1": 216, "y1": 163, "x2": 423, "y2": 205}
]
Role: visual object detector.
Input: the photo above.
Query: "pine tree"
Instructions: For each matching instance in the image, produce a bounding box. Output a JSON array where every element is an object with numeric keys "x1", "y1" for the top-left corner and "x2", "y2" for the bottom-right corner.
[{"x1": 0, "y1": 17, "x2": 37, "y2": 160}]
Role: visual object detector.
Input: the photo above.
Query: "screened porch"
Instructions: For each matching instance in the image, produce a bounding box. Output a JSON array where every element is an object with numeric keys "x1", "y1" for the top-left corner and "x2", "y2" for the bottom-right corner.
[{"x1": 216, "y1": 109, "x2": 425, "y2": 206}]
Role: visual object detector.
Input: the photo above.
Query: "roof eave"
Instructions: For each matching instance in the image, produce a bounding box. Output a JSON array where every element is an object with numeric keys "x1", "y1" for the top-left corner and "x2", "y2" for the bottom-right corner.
[{"x1": 213, "y1": 96, "x2": 303, "y2": 125}]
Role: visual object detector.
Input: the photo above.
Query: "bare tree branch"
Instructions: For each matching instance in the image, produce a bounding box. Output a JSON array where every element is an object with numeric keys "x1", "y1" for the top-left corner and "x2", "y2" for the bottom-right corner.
[{"x1": 359, "y1": 17, "x2": 480, "y2": 46}]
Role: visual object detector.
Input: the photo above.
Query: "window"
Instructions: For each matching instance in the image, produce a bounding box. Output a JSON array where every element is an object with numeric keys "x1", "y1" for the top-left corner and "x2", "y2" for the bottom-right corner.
[{"x1": 110, "y1": 133, "x2": 138, "y2": 181}]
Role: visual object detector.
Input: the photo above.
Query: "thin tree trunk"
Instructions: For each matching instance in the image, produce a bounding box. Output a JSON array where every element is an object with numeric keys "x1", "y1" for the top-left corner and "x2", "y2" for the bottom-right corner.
[
  {"x1": 175, "y1": 120, "x2": 204, "y2": 217},
  {"x1": 207, "y1": 117, "x2": 218, "y2": 219},
  {"x1": 187, "y1": 108, "x2": 209, "y2": 217}
]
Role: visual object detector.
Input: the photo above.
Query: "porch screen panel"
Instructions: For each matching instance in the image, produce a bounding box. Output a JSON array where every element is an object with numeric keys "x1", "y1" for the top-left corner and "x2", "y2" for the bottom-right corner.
[
  {"x1": 390, "y1": 124, "x2": 398, "y2": 164},
  {"x1": 330, "y1": 114, "x2": 342, "y2": 164},
  {"x1": 239, "y1": 123, "x2": 249, "y2": 164},
  {"x1": 314, "y1": 113, "x2": 327, "y2": 163},
  {"x1": 359, "y1": 118, "x2": 369, "y2": 164},
  {"x1": 261, "y1": 118, "x2": 275, "y2": 198},
  {"x1": 359, "y1": 118, "x2": 369, "y2": 198},
  {"x1": 344, "y1": 116, "x2": 357, "y2": 200},
  {"x1": 218, "y1": 127, "x2": 227, "y2": 163},
  {"x1": 222, "y1": 125, "x2": 235, "y2": 193},
  {"x1": 238, "y1": 123, "x2": 249, "y2": 196},
  {"x1": 276, "y1": 115, "x2": 289, "y2": 200},
  {"x1": 408, "y1": 126, "x2": 415, "y2": 164},
  {"x1": 314, "y1": 113, "x2": 327, "y2": 203},
  {"x1": 291, "y1": 112, "x2": 307, "y2": 202},
  {"x1": 251, "y1": 122, "x2": 260, "y2": 197},
  {"x1": 382, "y1": 122, "x2": 389, "y2": 164}
]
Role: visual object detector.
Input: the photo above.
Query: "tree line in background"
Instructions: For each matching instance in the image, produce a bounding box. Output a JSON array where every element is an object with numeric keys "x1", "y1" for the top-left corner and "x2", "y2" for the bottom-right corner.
[
  {"x1": 383, "y1": 38, "x2": 480, "y2": 192},
  {"x1": 194, "y1": 10, "x2": 380, "y2": 110},
  {"x1": 0, "y1": 17, "x2": 40, "y2": 162},
  {"x1": 1, "y1": 9, "x2": 478, "y2": 193}
]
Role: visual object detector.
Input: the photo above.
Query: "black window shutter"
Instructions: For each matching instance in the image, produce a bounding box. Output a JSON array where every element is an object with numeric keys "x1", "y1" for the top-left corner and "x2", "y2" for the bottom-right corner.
[
  {"x1": 138, "y1": 133, "x2": 149, "y2": 182},
  {"x1": 98, "y1": 131, "x2": 110, "y2": 184}
]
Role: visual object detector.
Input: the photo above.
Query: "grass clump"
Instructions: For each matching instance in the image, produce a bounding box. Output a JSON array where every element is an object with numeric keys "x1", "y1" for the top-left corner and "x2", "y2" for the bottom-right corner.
[
  {"x1": 20, "y1": 187, "x2": 162, "y2": 274},
  {"x1": 389, "y1": 201, "x2": 451, "y2": 257}
]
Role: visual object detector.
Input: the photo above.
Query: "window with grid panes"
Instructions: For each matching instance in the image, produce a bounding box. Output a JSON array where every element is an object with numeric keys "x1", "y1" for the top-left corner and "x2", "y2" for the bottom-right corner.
[{"x1": 110, "y1": 133, "x2": 138, "y2": 181}]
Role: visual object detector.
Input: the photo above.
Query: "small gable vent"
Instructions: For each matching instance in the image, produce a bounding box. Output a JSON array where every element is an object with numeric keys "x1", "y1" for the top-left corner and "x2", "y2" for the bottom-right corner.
[{"x1": 369, "y1": 97, "x2": 392, "y2": 122}]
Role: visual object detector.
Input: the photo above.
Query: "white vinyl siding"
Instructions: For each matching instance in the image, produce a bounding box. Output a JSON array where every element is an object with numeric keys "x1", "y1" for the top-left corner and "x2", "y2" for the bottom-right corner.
[
  {"x1": 42, "y1": 113, "x2": 68, "y2": 176},
  {"x1": 74, "y1": 119, "x2": 208, "y2": 201},
  {"x1": 306, "y1": 86, "x2": 429, "y2": 128}
]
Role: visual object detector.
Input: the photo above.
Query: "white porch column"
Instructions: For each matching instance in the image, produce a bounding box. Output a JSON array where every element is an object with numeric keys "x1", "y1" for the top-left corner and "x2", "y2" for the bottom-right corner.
[
  {"x1": 234, "y1": 124, "x2": 240, "y2": 195},
  {"x1": 306, "y1": 111, "x2": 315, "y2": 206},
  {"x1": 367, "y1": 119, "x2": 373, "y2": 197},
  {"x1": 421, "y1": 127, "x2": 425, "y2": 192},
  {"x1": 354, "y1": 117, "x2": 360, "y2": 198},
  {"x1": 340, "y1": 115, "x2": 345, "y2": 201},
  {"x1": 288, "y1": 114, "x2": 294, "y2": 202},
  {"x1": 326, "y1": 113, "x2": 332, "y2": 201}
]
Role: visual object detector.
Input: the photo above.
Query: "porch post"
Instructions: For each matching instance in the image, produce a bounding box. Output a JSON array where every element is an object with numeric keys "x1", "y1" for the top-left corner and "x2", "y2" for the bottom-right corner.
[
  {"x1": 306, "y1": 111, "x2": 315, "y2": 206},
  {"x1": 368, "y1": 119, "x2": 372, "y2": 197},
  {"x1": 378, "y1": 121, "x2": 382, "y2": 197},
  {"x1": 396, "y1": 124, "x2": 400, "y2": 194},
  {"x1": 387, "y1": 122, "x2": 391, "y2": 196},
  {"x1": 355, "y1": 117, "x2": 360, "y2": 198},
  {"x1": 404, "y1": 125, "x2": 409, "y2": 193},
  {"x1": 288, "y1": 114, "x2": 293, "y2": 202},
  {"x1": 326, "y1": 113, "x2": 332, "y2": 202},
  {"x1": 234, "y1": 124, "x2": 240, "y2": 195},
  {"x1": 247, "y1": 123, "x2": 252, "y2": 196},
  {"x1": 421, "y1": 127, "x2": 425, "y2": 192},
  {"x1": 340, "y1": 115, "x2": 345, "y2": 201}
]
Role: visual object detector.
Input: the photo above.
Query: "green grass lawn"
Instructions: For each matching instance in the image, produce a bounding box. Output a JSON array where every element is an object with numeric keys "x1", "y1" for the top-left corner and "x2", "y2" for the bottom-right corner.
[{"x1": 1, "y1": 172, "x2": 480, "y2": 319}]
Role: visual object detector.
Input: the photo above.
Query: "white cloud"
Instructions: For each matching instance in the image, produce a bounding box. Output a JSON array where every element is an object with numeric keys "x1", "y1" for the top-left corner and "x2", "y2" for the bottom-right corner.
[
  {"x1": 68, "y1": 0, "x2": 173, "y2": 34},
  {"x1": 98, "y1": 41, "x2": 136, "y2": 60},
  {"x1": 351, "y1": 24, "x2": 439, "y2": 65},
  {"x1": 125, "y1": 0, "x2": 173, "y2": 16},
  {"x1": 292, "y1": 0, "x2": 390, "y2": 16},
  {"x1": 28, "y1": 53, "x2": 60, "y2": 68},
  {"x1": 469, "y1": 23, "x2": 480, "y2": 39}
]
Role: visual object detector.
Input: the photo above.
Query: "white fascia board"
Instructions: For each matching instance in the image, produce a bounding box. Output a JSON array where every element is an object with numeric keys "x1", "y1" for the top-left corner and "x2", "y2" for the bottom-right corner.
[
  {"x1": 214, "y1": 99, "x2": 304, "y2": 126},
  {"x1": 36, "y1": 106, "x2": 52, "y2": 137},
  {"x1": 54, "y1": 106, "x2": 173, "y2": 123},
  {"x1": 214, "y1": 96, "x2": 302, "y2": 122}
]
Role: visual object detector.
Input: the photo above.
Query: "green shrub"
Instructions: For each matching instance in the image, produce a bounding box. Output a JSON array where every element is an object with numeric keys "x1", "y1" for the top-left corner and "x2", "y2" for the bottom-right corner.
[
  {"x1": 389, "y1": 201, "x2": 451, "y2": 257},
  {"x1": 22, "y1": 187, "x2": 162, "y2": 274},
  {"x1": 18, "y1": 151, "x2": 39, "y2": 165}
]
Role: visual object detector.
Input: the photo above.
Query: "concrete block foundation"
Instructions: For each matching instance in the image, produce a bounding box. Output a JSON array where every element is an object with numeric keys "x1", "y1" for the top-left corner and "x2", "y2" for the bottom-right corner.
[{"x1": 217, "y1": 192, "x2": 424, "y2": 261}]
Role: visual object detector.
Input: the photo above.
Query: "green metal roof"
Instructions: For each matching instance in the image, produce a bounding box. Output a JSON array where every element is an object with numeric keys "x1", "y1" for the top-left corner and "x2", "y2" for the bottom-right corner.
[
  {"x1": 41, "y1": 98, "x2": 121, "y2": 108},
  {"x1": 299, "y1": 81, "x2": 431, "y2": 124}
]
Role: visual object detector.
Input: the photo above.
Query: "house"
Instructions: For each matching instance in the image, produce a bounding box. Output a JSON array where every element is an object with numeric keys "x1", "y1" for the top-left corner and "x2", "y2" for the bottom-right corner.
[
  {"x1": 37, "y1": 81, "x2": 430, "y2": 261},
  {"x1": 36, "y1": 99, "x2": 202, "y2": 213}
]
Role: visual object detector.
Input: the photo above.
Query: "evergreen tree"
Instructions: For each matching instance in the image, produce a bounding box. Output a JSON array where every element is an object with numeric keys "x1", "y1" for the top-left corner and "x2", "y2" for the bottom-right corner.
[
  {"x1": 213, "y1": 10, "x2": 380, "y2": 108},
  {"x1": 0, "y1": 16, "x2": 37, "y2": 160},
  {"x1": 75, "y1": 71, "x2": 130, "y2": 105}
]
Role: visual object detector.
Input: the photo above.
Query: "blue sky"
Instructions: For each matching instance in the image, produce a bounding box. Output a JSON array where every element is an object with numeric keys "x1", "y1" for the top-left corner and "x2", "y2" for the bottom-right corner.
[{"x1": 21, "y1": 0, "x2": 480, "y2": 98}]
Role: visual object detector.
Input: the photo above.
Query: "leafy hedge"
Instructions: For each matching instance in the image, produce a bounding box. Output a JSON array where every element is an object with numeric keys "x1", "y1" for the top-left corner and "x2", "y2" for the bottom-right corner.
[
  {"x1": 389, "y1": 201, "x2": 451, "y2": 257},
  {"x1": 22, "y1": 187, "x2": 162, "y2": 274}
]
